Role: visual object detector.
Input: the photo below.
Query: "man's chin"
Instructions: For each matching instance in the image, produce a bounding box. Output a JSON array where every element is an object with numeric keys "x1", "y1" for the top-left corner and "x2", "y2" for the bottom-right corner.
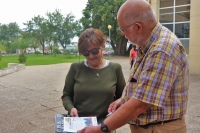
[{"x1": 128, "y1": 40, "x2": 138, "y2": 46}]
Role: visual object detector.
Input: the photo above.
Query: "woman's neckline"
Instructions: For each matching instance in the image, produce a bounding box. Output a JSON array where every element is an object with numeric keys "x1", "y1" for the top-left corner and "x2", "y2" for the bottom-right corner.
[{"x1": 84, "y1": 59, "x2": 110, "y2": 69}]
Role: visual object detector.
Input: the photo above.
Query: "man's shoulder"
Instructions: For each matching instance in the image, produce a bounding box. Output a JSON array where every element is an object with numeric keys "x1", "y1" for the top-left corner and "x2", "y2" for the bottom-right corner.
[{"x1": 150, "y1": 31, "x2": 184, "y2": 57}]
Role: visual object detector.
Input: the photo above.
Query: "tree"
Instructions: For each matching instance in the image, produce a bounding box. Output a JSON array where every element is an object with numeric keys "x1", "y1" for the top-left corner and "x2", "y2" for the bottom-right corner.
[
  {"x1": 11, "y1": 37, "x2": 31, "y2": 63},
  {"x1": 23, "y1": 10, "x2": 81, "y2": 55},
  {"x1": 0, "y1": 43, "x2": 6, "y2": 61},
  {"x1": 0, "y1": 22, "x2": 21, "y2": 54},
  {"x1": 46, "y1": 10, "x2": 80, "y2": 50},
  {"x1": 80, "y1": 0, "x2": 128, "y2": 55},
  {"x1": 13, "y1": 37, "x2": 30, "y2": 54},
  {"x1": 45, "y1": 9, "x2": 62, "y2": 54},
  {"x1": 24, "y1": 15, "x2": 48, "y2": 54},
  {"x1": 0, "y1": 44, "x2": 6, "y2": 52},
  {"x1": 52, "y1": 47, "x2": 60, "y2": 57},
  {"x1": 21, "y1": 31, "x2": 40, "y2": 53}
]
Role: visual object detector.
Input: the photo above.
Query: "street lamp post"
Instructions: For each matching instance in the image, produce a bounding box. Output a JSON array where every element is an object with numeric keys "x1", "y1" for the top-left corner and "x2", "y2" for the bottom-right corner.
[{"x1": 107, "y1": 25, "x2": 112, "y2": 50}]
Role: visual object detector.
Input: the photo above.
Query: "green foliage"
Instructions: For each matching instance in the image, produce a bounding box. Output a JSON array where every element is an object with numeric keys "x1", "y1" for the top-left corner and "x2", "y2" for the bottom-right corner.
[
  {"x1": 22, "y1": 9, "x2": 81, "y2": 54},
  {"x1": 45, "y1": 10, "x2": 80, "y2": 49},
  {"x1": 0, "y1": 23, "x2": 20, "y2": 54},
  {"x1": 0, "y1": 44, "x2": 7, "y2": 61},
  {"x1": 34, "y1": 51, "x2": 41, "y2": 56},
  {"x1": 63, "y1": 49, "x2": 72, "y2": 59},
  {"x1": 0, "y1": 54, "x2": 88, "y2": 69},
  {"x1": 18, "y1": 54, "x2": 27, "y2": 63},
  {"x1": 0, "y1": 44, "x2": 7, "y2": 52},
  {"x1": 0, "y1": 23, "x2": 20, "y2": 41},
  {"x1": 80, "y1": 0, "x2": 128, "y2": 55},
  {"x1": 1, "y1": 1, "x2": 129, "y2": 57},
  {"x1": 52, "y1": 47, "x2": 60, "y2": 56},
  {"x1": 23, "y1": 16, "x2": 47, "y2": 53}
]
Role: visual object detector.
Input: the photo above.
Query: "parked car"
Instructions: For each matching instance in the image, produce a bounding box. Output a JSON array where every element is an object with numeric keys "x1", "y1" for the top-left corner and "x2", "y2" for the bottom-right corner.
[
  {"x1": 59, "y1": 50, "x2": 64, "y2": 54},
  {"x1": 102, "y1": 51, "x2": 108, "y2": 56},
  {"x1": 48, "y1": 50, "x2": 53, "y2": 54},
  {"x1": 44, "y1": 50, "x2": 49, "y2": 54},
  {"x1": 27, "y1": 50, "x2": 34, "y2": 54},
  {"x1": 107, "y1": 50, "x2": 114, "y2": 56}
]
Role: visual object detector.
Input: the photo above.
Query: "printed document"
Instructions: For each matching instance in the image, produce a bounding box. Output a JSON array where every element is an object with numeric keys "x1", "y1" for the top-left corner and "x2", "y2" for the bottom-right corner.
[{"x1": 63, "y1": 117, "x2": 98, "y2": 132}]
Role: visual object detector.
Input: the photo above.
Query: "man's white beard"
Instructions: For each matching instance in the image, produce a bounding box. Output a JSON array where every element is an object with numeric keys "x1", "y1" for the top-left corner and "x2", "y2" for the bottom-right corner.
[
  {"x1": 129, "y1": 40, "x2": 139, "y2": 47},
  {"x1": 125, "y1": 35, "x2": 142, "y2": 47},
  {"x1": 125, "y1": 36, "x2": 139, "y2": 47}
]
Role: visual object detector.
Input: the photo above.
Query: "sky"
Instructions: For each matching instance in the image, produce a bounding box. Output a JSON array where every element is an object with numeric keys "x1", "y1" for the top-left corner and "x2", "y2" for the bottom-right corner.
[{"x1": 0, "y1": 0, "x2": 88, "y2": 28}]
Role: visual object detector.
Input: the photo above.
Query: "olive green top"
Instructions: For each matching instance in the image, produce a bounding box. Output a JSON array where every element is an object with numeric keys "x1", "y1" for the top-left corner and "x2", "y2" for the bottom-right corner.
[{"x1": 62, "y1": 61, "x2": 126, "y2": 123}]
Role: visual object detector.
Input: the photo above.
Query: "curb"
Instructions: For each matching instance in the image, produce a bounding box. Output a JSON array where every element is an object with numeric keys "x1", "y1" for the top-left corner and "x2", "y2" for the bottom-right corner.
[{"x1": 0, "y1": 63, "x2": 25, "y2": 77}]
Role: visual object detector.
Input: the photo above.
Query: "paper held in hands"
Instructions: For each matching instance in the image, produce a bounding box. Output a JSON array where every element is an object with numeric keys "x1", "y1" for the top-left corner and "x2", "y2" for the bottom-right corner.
[{"x1": 63, "y1": 116, "x2": 98, "y2": 132}]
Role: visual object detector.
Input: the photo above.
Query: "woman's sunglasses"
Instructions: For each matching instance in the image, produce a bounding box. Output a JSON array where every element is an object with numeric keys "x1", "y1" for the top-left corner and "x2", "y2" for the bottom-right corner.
[{"x1": 83, "y1": 48, "x2": 100, "y2": 56}]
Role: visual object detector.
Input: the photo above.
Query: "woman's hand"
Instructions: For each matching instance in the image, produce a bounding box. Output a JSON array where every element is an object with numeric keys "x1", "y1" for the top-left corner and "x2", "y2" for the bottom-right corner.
[
  {"x1": 70, "y1": 108, "x2": 79, "y2": 117},
  {"x1": 108, "y1": 98, "x2": 122, "y2": 113}
]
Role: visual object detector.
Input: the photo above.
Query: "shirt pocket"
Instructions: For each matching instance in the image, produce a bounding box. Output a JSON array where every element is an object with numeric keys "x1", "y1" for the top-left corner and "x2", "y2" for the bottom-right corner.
[{"x1": 121, "y1": 78, "x2": 138, "y2": 104}]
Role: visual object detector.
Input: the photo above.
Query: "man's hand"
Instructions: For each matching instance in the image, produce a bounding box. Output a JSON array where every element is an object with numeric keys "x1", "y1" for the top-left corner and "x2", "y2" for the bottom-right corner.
[
  {"x1": 108, "y1": 98, "x2": 122, "y2": 113},
  {"x1": 70, "y1": 108, "x2": 78, "y2": 117},
  {"x1": 77, "y1": 125, "x2": 102, "y2": 133}
]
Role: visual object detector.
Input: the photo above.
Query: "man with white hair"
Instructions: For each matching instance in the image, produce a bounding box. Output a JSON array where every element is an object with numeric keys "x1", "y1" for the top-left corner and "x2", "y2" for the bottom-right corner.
[{"x1": 78, "y1": 0, "x2": 189, "y2": 133}]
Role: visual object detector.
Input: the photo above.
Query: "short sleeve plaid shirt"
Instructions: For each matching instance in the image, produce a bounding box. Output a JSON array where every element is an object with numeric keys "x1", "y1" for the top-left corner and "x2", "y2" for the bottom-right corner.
[{"x1": 121, "y1": 22, "x2": 189, "y2": 125}]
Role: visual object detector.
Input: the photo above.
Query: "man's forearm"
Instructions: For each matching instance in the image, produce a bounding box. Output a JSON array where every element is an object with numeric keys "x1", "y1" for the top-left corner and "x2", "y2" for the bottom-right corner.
[{"x1": 103, "y1": 98, "x2": 151, "y2": 131}]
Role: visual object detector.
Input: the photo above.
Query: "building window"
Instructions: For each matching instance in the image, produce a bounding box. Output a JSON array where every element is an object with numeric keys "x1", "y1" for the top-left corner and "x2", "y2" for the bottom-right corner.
[{"x1": 159, "y1": 0, "x2": 190, "y2": 54}]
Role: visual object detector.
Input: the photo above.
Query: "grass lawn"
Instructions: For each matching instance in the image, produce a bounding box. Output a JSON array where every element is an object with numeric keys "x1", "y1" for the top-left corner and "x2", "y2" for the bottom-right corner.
[{"x1": 0, "y1": 54, "x2": 88, "y2": 69}]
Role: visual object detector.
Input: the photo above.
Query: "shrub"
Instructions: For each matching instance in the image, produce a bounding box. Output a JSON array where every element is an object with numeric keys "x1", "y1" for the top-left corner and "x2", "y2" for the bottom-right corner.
[
  {"x1": 34, "y1": 51, "x2": 41, "y2": 56},
  {"x1": 18, "y1": 54, "x2": 27, "y2": 63},
  {"x1": 53, "y1": 48, "x2": 60, "y2": 56}
]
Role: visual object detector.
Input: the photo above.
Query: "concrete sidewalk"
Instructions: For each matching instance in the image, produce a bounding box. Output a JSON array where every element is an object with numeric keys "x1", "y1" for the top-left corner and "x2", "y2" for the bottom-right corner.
[{"x1": 0, "y1": 56, "x2": 200, "y2": 133}]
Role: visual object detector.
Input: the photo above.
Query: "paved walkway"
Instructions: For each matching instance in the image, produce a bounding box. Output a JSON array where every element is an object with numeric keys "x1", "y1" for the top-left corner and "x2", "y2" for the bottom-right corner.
[{"x1": 0, "y1": 56, "x2": 200, "y2": 133}]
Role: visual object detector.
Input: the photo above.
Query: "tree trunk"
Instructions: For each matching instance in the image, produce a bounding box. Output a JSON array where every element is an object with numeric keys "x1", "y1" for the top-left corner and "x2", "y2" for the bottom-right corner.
[
  {"x1": 116, "y1": 37, "x2": 128, "y2": 56},
  {"x1": 110, "y1": 40, "x2": 116, "y2": 51},
  {"x1": 40, "y1": 39, "x2": 45, "y2": 55}
]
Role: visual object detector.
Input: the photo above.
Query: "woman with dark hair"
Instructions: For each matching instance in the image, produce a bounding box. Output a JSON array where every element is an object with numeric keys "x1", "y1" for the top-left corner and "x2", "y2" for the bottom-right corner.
[{"x1": 61, "y1": 28, "x2": 126, "y2": 124}]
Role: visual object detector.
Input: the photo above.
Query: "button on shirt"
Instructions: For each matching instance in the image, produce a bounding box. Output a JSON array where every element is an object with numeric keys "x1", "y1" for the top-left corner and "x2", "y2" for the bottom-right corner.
[{"x1": 121, "y1": 22, "x2": 189, "y2": 125}]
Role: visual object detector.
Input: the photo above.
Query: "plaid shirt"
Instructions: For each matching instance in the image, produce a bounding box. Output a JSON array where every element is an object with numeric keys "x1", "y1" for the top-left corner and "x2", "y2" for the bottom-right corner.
[{"x1": 121, "y1": 22, "x2": 189, "y2": 125}]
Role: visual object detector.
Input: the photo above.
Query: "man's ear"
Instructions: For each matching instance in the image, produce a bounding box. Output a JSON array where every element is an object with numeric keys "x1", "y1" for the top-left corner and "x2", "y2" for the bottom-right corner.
[{"x1": 135, "y1": 23, "x2": 143, "y2": 33}]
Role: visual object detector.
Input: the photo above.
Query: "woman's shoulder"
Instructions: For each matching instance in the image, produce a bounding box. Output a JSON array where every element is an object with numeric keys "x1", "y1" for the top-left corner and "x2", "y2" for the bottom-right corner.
[
  {"x1": 109, "y1": 62, "x2": 122, "y2": 69},
  {"x1": 71, "y1": 61, "x2": 84, "y2": 69}
]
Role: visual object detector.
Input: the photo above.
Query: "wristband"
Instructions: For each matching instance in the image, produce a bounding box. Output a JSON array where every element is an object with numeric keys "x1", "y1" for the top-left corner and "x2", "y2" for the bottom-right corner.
[{"x1": 100, "y1": 122, "x2": 110, "y2": 133}]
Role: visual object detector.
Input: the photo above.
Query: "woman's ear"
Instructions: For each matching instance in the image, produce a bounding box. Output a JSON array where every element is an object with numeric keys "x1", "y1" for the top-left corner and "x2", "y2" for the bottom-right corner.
[{"x1": 101, "y1": 44, "x2": 105, "y2": 49}]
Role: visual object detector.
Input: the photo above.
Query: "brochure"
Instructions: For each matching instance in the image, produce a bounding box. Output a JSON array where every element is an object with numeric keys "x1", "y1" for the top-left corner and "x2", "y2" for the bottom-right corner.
[{"x1": 63, "y1": 116, "x2": 98, "y2": 132}]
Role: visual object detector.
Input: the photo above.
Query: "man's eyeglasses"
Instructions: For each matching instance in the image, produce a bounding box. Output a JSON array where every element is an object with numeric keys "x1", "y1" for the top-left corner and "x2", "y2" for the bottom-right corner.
[
  {"x1": 83, "y1": 48, "x2": 100, "y2": 56},
  {"x1": 119, "y1": 22, "x2": 143, "y2": 34}
]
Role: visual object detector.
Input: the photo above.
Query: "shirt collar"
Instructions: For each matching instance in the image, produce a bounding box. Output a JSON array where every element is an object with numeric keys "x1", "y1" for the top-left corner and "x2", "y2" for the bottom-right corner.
[{"x1": 138, "y1": 22, "x2": 162, "y2": 55}]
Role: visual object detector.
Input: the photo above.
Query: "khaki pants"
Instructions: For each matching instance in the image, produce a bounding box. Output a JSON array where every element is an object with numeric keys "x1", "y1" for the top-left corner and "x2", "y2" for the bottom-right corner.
[
  {"x1": 129, "y1": 117, "x2": 186, "y2": 133},
  {"x1": 110, "y1": 130, "x2": 116, "y2": 133}
]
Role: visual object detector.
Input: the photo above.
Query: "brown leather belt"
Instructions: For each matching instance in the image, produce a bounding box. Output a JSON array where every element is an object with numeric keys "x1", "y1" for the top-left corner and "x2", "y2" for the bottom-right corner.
[{"x1": 130, "y1": 118, "x2": 180, "y2": 129}]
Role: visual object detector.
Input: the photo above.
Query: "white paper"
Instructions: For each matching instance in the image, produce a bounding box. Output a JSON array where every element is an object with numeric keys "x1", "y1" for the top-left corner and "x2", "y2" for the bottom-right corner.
[{"x1": 63, "y1": 117, "x2": 98, "y2": 132}]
